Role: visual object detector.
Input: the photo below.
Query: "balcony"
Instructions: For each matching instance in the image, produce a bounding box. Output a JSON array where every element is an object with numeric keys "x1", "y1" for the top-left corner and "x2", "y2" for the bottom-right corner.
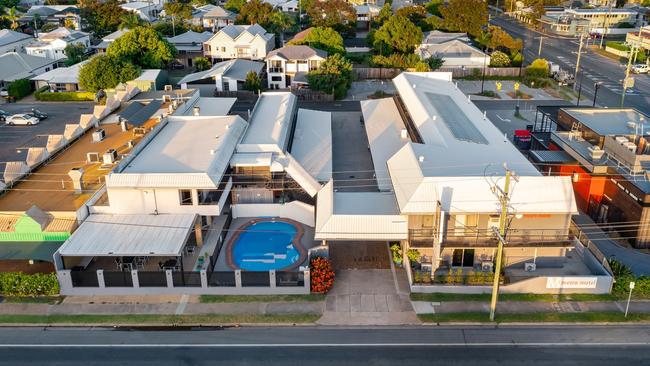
[
  {"x1": 409, "y1": 228, "x2": 575, "y2": 248},
  {"x1": 268, "y1": 67, "x2": 284, "y2": 73}
]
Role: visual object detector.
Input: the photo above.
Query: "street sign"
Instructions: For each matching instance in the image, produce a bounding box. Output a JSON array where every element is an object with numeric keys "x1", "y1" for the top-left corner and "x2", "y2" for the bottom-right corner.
[
  {"x1": 624, "y1": 77, "x2": 635, "y2": 89},
  {"x1": 630, "y1": 281, "x2": 635, "y2": 289},
  {"x1": 496, "y1": 82, "x2": 502, "y2": 91},
  {"x1": 514, "y1": 82, "x2": 520, "y2": 91}
]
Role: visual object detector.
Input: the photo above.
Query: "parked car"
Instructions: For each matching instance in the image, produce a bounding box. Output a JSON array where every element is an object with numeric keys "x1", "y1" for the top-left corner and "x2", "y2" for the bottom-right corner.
[
  {"x1": 632, "y1": 64, "x2": 649, "y2": 74},
  {"x1": 29, "y1": 108, "x2": 48, "y2": 120},
  {"x1": 0, "y1": 88, "x2": 7, "y2": 97},
  {"x1": 5, "y1": 114, "x2": 40, "y2": 125},
  {"x1": 0, "y1": 109, "x2": 8, "y2": 121},
  {"x1": 170, "y1": 61, "x2": 184, "y2": 70}
]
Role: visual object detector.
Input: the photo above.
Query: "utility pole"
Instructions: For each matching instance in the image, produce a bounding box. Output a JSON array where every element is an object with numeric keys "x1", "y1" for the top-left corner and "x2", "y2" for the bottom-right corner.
[
  {"x1": 621, "y1": 43, "x2": 636, "y2": 107},
  {"x1": 538, "y1": 36, "x2": 543, "y2": 57},
  {"x1": 489, "y1": 166, "x2": 514, "y2": 322},
  {"x1": 574, "y1": 33, "x2": 584, "y2": 91},
  {"x1": 599, "y1": 3, "x2": 612, "y2": 49}
]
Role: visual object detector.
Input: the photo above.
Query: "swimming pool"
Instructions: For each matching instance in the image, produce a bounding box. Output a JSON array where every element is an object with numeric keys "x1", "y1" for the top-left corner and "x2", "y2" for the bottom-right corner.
[{"x1": 229, "y1": 220, "x2": 304, "y2": 271}]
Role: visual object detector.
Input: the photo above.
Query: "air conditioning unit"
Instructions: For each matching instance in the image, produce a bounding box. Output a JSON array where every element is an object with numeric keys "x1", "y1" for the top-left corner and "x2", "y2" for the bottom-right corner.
[
  {"x1": 481, "y1": 261, "x2": 494, "y2": 272},
  {"x1": 102, "y1": 149, "x2": 118, "y2": 164},
  {"x1": 164, "y1": 84, "x2": 173, "y2": 92},
  {"x1": 86, "y1": 152, "x2": 100, "y2": 163},
  {"x1": 588, "y1": 146, "x2": 604, "y2": 161},
  {"x1": 92, "y1": 129, "x2": 105, "y2": 142},
  {"x1": 524, "y1": 262, "x2": 537, "y2": 272}
]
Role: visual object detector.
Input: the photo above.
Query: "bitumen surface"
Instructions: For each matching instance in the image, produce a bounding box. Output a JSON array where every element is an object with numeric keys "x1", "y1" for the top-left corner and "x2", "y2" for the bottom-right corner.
[{"x1": 1, "y1": 326, "x2": 649, "y2": 365}]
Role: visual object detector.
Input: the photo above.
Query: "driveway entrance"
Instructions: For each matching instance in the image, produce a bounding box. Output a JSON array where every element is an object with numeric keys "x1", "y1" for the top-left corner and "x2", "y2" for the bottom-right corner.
[{"x1": 329, "y1": 241, "x2": 391, "y2": 270}]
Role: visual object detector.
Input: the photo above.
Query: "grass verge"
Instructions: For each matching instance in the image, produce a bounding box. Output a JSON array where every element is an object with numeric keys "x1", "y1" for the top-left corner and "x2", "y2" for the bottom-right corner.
[
  {"x1": 410, "y1": 292, "x2": 621, "y2": 302},
  {"x1": 199, "y1": 294, "x2": 325, "y2": 303},
  {"x1": 419, "y1": 312, "x2": 650, "y2": 323},
  {"x1": 0, "y1": 313, "x2": 320, "y2": 325},
  {"x1": 1, "y1": 296, "x2": 64, "y2": 305}
]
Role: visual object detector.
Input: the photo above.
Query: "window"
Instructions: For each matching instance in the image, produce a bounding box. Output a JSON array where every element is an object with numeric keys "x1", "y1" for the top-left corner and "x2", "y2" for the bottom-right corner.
[
  {"x1": 179, "y1": 190, "x2": 193, "y2": 205},
  {"x1": 221, "y1": 46, "x2": 226, "y2": 52},
  {"x1": 271, "y1": 76, "x2": 282, "y2": 81}
]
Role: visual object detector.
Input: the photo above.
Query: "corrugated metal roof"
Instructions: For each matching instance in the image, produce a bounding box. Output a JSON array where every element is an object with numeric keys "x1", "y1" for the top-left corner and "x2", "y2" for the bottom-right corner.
[
  {"x1": 529, "y1": 150, "x2": 577, "y2": 164},
  {"x1": 57, "y1": 214, "x2": 196, "y2": 257},
  {"x1": 291, "y1": 109, "x2": 332, "y2": 182}
]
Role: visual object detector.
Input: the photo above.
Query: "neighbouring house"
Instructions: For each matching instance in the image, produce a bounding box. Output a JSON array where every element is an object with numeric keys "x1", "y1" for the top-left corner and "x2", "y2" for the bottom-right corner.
[
  {"x1": 22, "y1": 5, "x2": 81, "y2": 30},
  {"x1": 0, "y1": 29, "x2": 33, "y2": 54},
  {"x1": 120, "y1": 1, "x2": 161, "y2": 22},
  {"x1": 354, "y1": 3, "x2": 381, "y2": 29},
  {"x1": 203, "y1": 24, "x2": 275, "y2": 61},
  {"x1": 626, "y1": 25, "x2": 650, "y2": 53},
  {"x1": 166, "y1": 30, "x2": 213, "y2": 68},
  {"x1": 178, "y1": 58, "x2": 265, "y2": 95},
  {"x1": 25, "y1": 27, "x2": 90, "y2": 61},
  {"x1": 31, "y1": 59, "x2": 88, "y2": 91},
  {"x1": 53, "y1": 90, "x2": 330, "y2": 295},
  {"x1": 93, "y1": 29, "x2": 129, "y2": 54},
  {"x1": 0, "y1": 51, "x2": 58, "y2": 88},
  {"x1": 192, "y1": 5, "x2": 236, "y2": 31},
  {"x1": 263, "y1": 0, "x2": 298, "y2": 12},
  {"x1": 416, "y1": 31, "x2": 490, "y2": 68},
  {"x1": 540, "y1": 8, "x2": 645, "y2": 37},
  {"x1": 127, "y1": 69, "x2": 169, "y2": 92},
  {"x1": 265, "y1": 45, "x2": 327, "y2": 89},
  {"x1": 529, "y1": 106, "x2": 650, "y2": 249}
]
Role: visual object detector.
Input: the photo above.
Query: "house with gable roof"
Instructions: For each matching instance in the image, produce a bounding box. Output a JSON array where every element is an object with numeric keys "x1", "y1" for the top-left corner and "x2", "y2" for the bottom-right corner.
[{"x1": 203, "y1": 24, "x2": 275, "y2": 61}]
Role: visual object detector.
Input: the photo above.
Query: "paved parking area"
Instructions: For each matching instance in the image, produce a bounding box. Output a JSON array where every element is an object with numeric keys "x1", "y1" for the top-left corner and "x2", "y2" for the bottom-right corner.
[
  {"x1": 0, "y1": 102, "x2": 94, "y2": 168},
  {"x1": 330, "y1": 110, "x2": 377, "y2": 192}
]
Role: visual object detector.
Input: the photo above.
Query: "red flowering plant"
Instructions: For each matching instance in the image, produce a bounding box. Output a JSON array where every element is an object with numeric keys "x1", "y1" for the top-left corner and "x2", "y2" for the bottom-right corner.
[{"x1": 310, "y1": 257, "x2": 335, "y2": 294}]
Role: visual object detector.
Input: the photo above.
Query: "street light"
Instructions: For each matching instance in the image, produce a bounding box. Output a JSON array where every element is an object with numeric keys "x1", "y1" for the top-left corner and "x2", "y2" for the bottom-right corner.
[{"x1": 593, "y1": 81, "x2": 603, "y2": 107}]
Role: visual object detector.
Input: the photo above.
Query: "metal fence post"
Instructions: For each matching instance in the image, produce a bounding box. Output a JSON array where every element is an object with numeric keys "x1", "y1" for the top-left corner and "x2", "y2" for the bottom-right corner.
[
  {"x1": 269, "y1": 270, "x2": 276, "y2": 288},
  {"x1": 235, "y1": 269, "x2": 242, "y2": 288},
  {"x1": 97, "y1": 269, "x2": 105, "y2": 288},
  {"x1": 131, "y1": 270, "x2": 139, "y2": 288},
  {"x1": 303, "y1": 270, "x2": 310, "y2": 292},
  {"x1": 165, "y1": 269, "x2": 174, "y2": 288},
  {"x1": 200, "y1": 270, "x2": 208, "y2": 289}
]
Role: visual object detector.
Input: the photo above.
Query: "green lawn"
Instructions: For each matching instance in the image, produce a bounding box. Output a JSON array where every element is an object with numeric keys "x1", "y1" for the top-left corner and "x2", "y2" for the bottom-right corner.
[
  {"x1": 419, "y1": 312, "x2": 650, "y2": 323},
  {"x1": 199, "y1": 294, "x2": 326, "y2": 303},
  {"x1": 410, "y1": 293, "x2": 621, "y2": 302},
  {"x1": 0, "y1": 313, "x2": 320, "y2": 325}
]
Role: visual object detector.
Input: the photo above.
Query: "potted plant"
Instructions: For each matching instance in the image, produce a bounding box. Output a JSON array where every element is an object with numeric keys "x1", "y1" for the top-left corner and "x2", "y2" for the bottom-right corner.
[{"x1": 390, "y1": 244, "x2": 403, "y2": 266}]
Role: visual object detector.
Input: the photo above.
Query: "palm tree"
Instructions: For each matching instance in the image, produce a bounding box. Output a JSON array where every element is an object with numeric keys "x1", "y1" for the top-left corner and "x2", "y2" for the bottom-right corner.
[
  {"x1": 4, "y1": 7, "x2": 21, "y2": 30},
  {"x1": 476, "y1": 30, "x2": 492, "y2": 52},
  {"x1": 119, "y1": 13, "x2": 142, "y2": 30},
  {"x1": 268, "y1": 10, "x2": 295, "y2": 45}
]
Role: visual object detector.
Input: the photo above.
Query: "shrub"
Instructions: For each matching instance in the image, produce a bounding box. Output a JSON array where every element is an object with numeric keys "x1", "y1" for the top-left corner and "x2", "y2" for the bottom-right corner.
[
  {"x1": 310, "y1": 257, "x2": 335, "y2": 294},
  {"x1": 7, "y1": 79, "x2": 33, "y2": 99},
  {"x1": 35, "y1": 90, "x2": 95, "y2": 101},
  {"x1": 606, "y1": 41, "x2": 629, "y2": 52},
  {"x1": 0, "y1": 272, "x2": 59, "y2": 296},
  {"x1": 525, "y1": 58, "x2": 549, "y2": 78},
  {"x1": 490, "y1": 50, "x2": 511, "y2": 67},
  {"x1": 390, "y1": 244, "x2": 402, "y2": 264},
  {"x1": 510, "y1": 51, "x2": 523, "y2": 66},
  {"x1": 370, "y1": 53, "x2": 421, "y2": 69},
  {"x1": 523, "y1": 76, "x2": 551, "y2": 89}
]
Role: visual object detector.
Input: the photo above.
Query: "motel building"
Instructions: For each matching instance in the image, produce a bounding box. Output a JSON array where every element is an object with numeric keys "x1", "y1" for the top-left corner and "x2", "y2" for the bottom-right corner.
[{"x1": 53, "y1": 73, "x2": 613, "y2": 296}]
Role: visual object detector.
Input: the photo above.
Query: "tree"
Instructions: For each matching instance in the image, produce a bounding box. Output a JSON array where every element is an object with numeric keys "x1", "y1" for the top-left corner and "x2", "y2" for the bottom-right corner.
[
  {"x1": 64, "y1": 43, "x2": 86, "y2": 66},
  {"x1": 288, "y1": 27, "x2": 344, "y2": 55},
  {"x1": 489, "y1": 50, "x2": 511, "y2": 67},
  {"x1": 373, "y1": 3, "x2": 392, "y2": 27},
  {"x1": 426, "y1": 56, "x2": 444, "y2": 70},
  {"x1": 307, "y1": 53, "x2": 352, "y2": 99},
  {"x1": 306, "y1": 0, "x2": 356, "y2": 36},
  {"x1": 236, "y1": 0, "x2": 273, "y2": 26},
  {"x1": 373, "y1": 15, "x2": 423, "y2": 55},
  {"x1": 525, "y1": 58, "x2": 549, "y2": 78},
  {"x1": 119, "y1": 13, "x2": 142, "y2": 30},
  {"x1": 3, "y1": 7, "x2": 20, "y2": 30},
  {"x1": 163, "y1": 1, "x2": 193, "y2": 21},
  {"x1": 243, "y1": 71, "x2": 262, "y2": 91},
  {"x1": 487, "y1": 26, "x2": 522, "y2": 52},
  {"x1": 79, "y1": 55, "x2": 141, "y2": 92},
  {"x1": 193, "y1": 56, "x2": 210, "y2": 71},
  {"x1": 395, "y1": 5, "x2": 428, "y2": 30},
  {"x1": 224, "y1": 0, "x2": 246, "y2": 12},
  {"x1": 475, "y1": 30, "x2": 492, "y2": 51},
  {"x1": 439, "y1": 0, "x2": 487, "y2": 37},
  {"x1": 107, "y1": 27, "x2": 177, "y2": 68},
  {"x1": 267, "y1": 10, "x2": 295, "y2": 43},
  {"x1": 152, "y1": 21, "x2": 188, "y2": 37},
  {"x1": 80, "y1": 0, "x2": 128, "y2": 37},
  {"x1": 191, "y1": 0, "x2": 209, "y2": 6},
  {"x1": 424, "y1": 0, "x2": 444, "y2": 17}
]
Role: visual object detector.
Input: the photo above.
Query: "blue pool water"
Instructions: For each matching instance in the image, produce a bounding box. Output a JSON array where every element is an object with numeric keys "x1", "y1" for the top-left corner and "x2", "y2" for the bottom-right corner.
[{"x1": 232, "y1": 221, "x2": 300, "y2": 271}]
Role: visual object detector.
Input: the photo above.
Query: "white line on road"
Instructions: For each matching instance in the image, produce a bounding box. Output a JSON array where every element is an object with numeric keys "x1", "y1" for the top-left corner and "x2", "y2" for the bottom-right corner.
[
  {"x1": 496, "y1": 114, "x2": 511, "y2": 122},
  {"x1": 0, "y1": 342, "x2": 649, "y2": 348}
]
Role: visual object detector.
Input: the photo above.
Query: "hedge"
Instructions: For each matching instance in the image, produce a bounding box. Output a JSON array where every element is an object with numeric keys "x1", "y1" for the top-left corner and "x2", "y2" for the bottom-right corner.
[
  {"x1": 35, "y1": 90, "x2": 95, "y2": 102},
  {"x1": 7, "y1": 79, "x2": 33, "y2": 99},
  {"x1": 0, "y1": 272, "x2": 59, "y2": 296},
  {"x1": 610, "y1": 260, "x2": 650, "y2": 298},
  {"x1": 606, "y1": 41, "x2": 629, "y2": 52}
]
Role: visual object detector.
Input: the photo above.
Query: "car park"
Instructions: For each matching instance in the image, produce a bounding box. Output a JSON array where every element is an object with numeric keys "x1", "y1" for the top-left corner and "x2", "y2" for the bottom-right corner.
[{"x1": 5, "y1": 114, "x2": 40, "y2": 125}]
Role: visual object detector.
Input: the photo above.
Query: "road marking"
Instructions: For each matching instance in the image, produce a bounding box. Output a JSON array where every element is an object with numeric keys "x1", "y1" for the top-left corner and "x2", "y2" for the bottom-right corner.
[
  {"x1": 496, "y1": 114, "x2": 511, "y2": 122},
  {"x1": 0, "y1": 342, "x2": 649, "y2": 348}
]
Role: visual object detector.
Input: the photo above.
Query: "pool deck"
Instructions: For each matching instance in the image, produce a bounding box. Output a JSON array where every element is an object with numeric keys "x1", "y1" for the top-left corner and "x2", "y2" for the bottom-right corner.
[{"x1": 214, "y1": 217, "x2": 319, "y2": 272}]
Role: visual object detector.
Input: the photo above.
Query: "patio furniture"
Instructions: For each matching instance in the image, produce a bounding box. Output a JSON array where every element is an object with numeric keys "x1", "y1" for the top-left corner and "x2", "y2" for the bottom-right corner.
[
  {"x1": 122, "y1": 256, "x2": 135, "y2": 271},
  {"x1": 185, "y1": 244, "x2": 196, "y2": 255},
  {"x1": 162, "y1": 259, "x2": 180, "y2": 271}
]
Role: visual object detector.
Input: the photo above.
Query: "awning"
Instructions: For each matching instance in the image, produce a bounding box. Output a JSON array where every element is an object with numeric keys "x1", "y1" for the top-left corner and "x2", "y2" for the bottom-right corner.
[{"x1": 0, "y1": 241, "x2": 63, "y2": 262}]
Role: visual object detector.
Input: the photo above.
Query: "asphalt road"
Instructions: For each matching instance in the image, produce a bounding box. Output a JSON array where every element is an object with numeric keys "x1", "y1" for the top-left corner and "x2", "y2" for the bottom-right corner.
[
  {"x1": 1, "y1": 326, "x2": 650, "y2": 365},
  {"x1": 491, "y1": 15, "x2": 650, "y2": 115}
]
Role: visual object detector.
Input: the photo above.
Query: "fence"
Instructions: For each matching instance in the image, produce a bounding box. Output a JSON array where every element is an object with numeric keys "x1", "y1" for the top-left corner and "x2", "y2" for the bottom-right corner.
[
  {"x1": 289, "y1": 88, "x2": 334, "y2": 102},
  {"x1": 353, "y1": 67, "x2": 401, "y2": 80},
  {"x1": 438, "y1": 67, "x2": 521, "y2": 78},
  {"x1": 213, "y1": 90, "x2": 258, "y2": 100}
]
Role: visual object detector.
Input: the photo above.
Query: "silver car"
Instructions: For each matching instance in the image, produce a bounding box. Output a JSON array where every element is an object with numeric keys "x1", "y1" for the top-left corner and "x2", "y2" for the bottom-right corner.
[{"x1": 5, "y1": 114, "x2": 40, "y2": 125}]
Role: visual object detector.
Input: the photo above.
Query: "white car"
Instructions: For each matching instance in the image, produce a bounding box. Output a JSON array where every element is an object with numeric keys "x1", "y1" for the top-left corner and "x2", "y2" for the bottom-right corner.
[
  {"x1": 5, "y1": 114, "x2": 40, "y2": 125},
  {"x1": 632, "y1": 64, "x2": 649, "y2": 74}
]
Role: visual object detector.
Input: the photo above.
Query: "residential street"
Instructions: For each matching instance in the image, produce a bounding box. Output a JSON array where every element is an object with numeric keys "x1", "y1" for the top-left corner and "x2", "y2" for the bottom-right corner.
[
  {"x1": 0, "y1": 326, "x2": 649, "y2": 365},
  {"x1": 491, "y1": 15, "x2": 650, "y2": 115}
]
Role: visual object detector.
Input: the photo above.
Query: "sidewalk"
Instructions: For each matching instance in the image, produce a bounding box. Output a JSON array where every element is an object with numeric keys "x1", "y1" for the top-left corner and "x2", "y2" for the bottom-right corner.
[
  {"x1": 411, "y1": 300, "x2": 650, "y2": 315},
  {"x1": 456, "y1": 80, "x2": 558, "y2": 100}
]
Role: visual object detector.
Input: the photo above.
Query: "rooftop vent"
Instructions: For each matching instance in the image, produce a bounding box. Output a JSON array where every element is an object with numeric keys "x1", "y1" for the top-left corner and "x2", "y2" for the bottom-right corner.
[
  {"x1": 164, "y1": 84, "x2": 173, "y2": 92},
  {"x1": 400, "y1": 129, "x2": 408, "y2": 140},
  {"x1": 68, "y1": 168, "x2": 84, "y2": 194},
  {"x1": 418, "y1": 155, "x2": 424, "y2": 163},
  {"x1": 193, "y1": 106, "x2": 200, "y2": 116}
]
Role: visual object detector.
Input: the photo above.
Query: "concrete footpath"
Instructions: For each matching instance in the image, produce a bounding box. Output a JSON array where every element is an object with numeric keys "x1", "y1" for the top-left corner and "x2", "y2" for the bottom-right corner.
[{"x1": 412, "y1": 300, "x2": 650, "y2": 315}]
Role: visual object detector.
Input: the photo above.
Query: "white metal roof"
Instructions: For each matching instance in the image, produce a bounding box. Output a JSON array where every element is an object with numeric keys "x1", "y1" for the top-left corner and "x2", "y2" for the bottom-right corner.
[
  {"x1": 315, "y1": 180, "x2": 407, "y2": 240},
  {"x1": 230, "y1": 152, "x2": 273, "y2": 167},
  {"x1": 109, "y1": 115, "x2": 247, "y2": 188},
  {"x1": 274, "y1": 153, "x2": 322, "y2": 197},
  {"x1": 361, "y1": 97, "x2": 409, "y2": 191},
  {"x1": 291, "y1": 108, "x2": 332, "y2": 182},
  {"x1": 31, "y1": 60, "x2": 87, "y2": 84},
  {"x1": 184, "y1": 97, "x2": 236, "y2": 117},
  {"x1": 238, "y1": 92, "x2": 296, "y2": 154},
  {"x1": 57, "y1": 214, "x2": 196, "y2": 257}
]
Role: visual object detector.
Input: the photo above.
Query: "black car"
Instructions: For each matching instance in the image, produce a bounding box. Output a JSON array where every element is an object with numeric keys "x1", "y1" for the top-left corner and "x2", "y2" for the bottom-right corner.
[
  {"x1": 30, "y1": 108, "x2": 48, "y2": 120},
  {"x1": 0, "y1": 109, "x2": 8, "y2": 121}
]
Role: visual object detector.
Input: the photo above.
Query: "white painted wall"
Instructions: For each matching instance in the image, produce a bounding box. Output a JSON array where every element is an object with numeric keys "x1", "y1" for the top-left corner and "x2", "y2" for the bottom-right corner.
[
  {"x1": 106, "y1": 187, "x2": 223, "y2": 216},
  {"x1": 232, "y1": 201, "x2": 315, "y2": 227}
]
